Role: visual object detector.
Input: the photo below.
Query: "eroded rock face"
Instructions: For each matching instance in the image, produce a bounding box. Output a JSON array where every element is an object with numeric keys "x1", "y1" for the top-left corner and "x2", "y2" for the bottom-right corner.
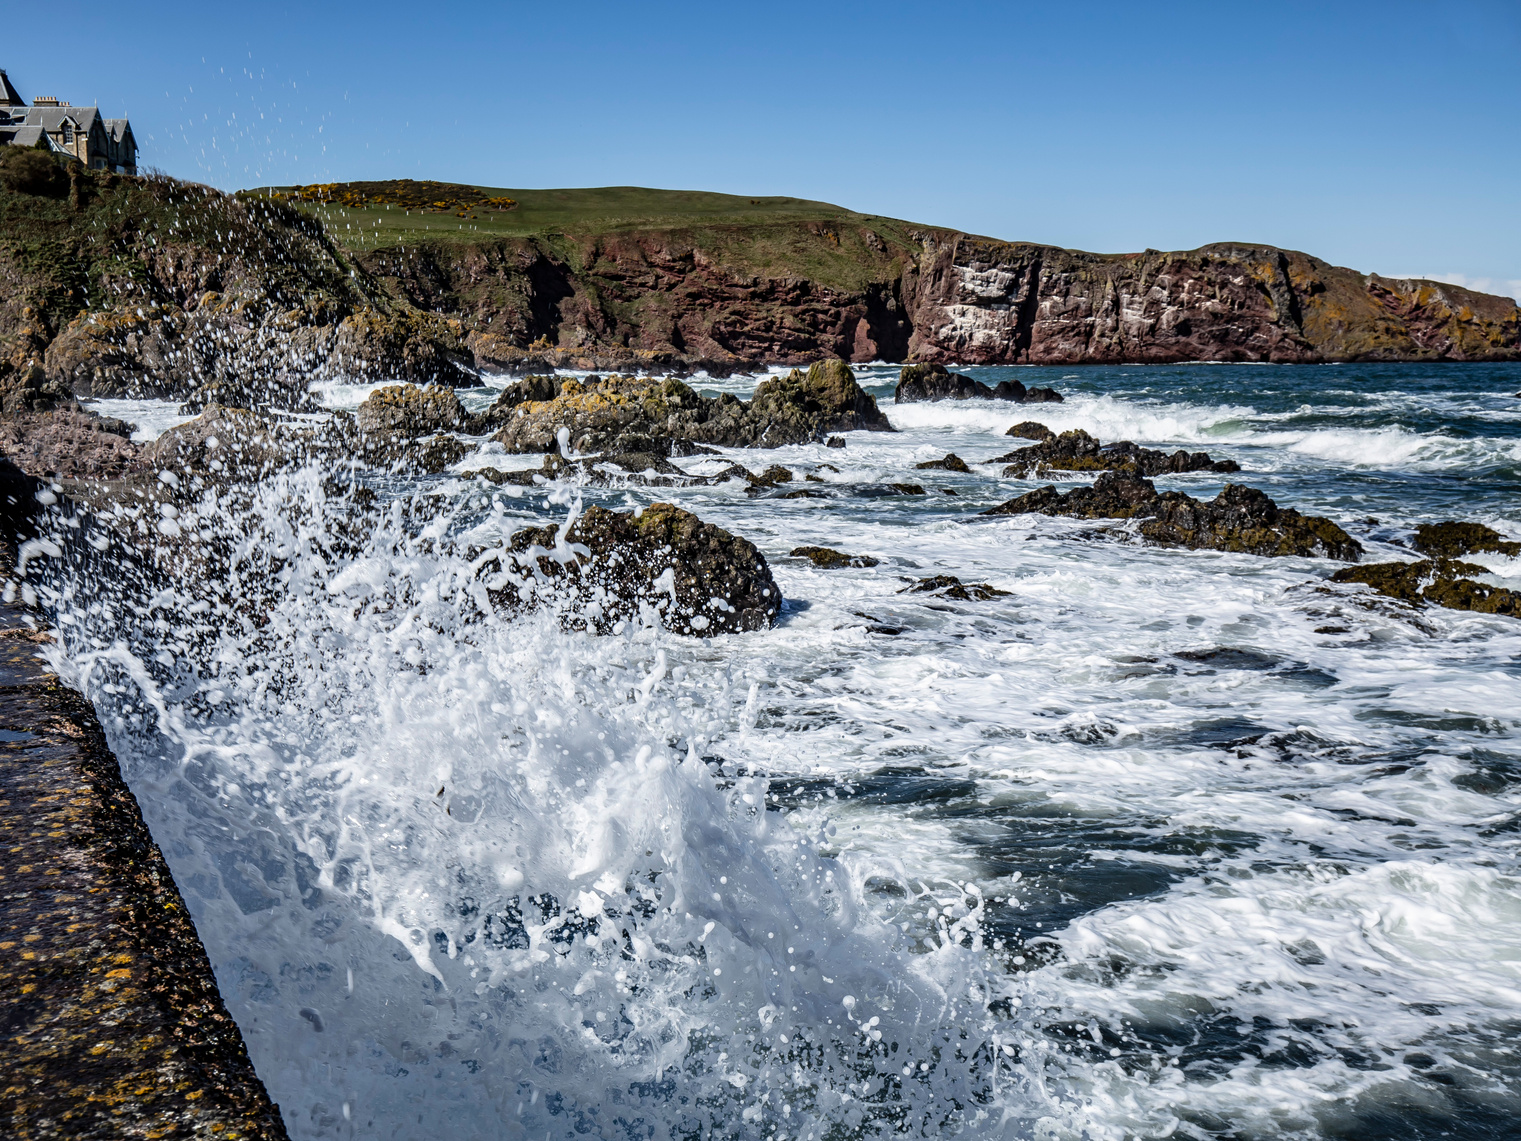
[
  {"x1": 492, "y1": 362, "x2": 892, "y2": 454},
  {"x1": 1332, "y1": 560, "x2": 1520, "y2": 617},
  {"x1": 0, "y1": 408, "x2": 141, "y2": 479},
  {"x1": 500, "y1": 503, "x2": 780, "y2": 636},
  {"x1": 996, "y1": 428, "x2": 1240, "y2": 478},
  {"x1": 984, "y1": 471, "x2": 1362, "y2": 560}
]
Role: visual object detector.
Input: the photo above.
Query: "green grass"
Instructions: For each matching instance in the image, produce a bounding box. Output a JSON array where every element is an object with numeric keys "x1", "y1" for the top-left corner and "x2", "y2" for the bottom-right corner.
[{"x1": 241, "y1": 182, "x2": 898, "y2": 250}]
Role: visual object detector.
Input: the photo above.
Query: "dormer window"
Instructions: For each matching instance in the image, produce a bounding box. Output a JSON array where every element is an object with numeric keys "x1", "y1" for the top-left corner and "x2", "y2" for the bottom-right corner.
[{"x1": 62, "y1": 122, "x2": 73, "y2": 144}]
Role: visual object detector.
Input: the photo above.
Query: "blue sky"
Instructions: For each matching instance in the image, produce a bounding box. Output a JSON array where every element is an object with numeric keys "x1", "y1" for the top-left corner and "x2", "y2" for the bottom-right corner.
[{"x1": 7, "y1": 1, "x2": 1518, "y2": 297}]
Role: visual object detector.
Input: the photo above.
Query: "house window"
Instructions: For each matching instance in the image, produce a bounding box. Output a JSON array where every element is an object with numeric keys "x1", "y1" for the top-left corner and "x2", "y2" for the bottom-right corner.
[{"x1": 62, "y1": 124, "x2": 73, "y2": 144}]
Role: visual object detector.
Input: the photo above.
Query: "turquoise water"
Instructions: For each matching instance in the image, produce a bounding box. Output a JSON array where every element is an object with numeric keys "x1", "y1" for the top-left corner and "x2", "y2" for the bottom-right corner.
[{"x1": 43, "y1": 362, "x2": 1521, "y2": 1139}]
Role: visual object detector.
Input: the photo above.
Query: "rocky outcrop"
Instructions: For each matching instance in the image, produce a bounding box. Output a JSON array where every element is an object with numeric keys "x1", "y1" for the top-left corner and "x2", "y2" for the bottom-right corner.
[
  {"x1": 491, "y1": 361, "x2": 892, "y2": 454},
  {"x1": 1332, "y1": 560, "x2": 1520, "y2": 617},
  {"x1": 915, "y1": 453, "x2": 972, "y2": 472},
  {"x1": 1006, "y1": 421, "x2": 1055, "y2": 440},
  {"x1": 355, "y1": 383, "x2": 468, "y2": 435},
  {"x1": 894, "y1": 363, "x2": 1063, "y2": 404},
  {"x1": 1, "y1": 172, "x2": 476, "y2": 411},
  {"x1": 0, "y1": 407, "x2": 141, "y2": 479},
  {"x1": 791, "y1": 546, "x2": 880, "y2": 568},
  {"x1": 1411, "y1": 521, "x2": 1521, "y2": 559},
  {"x1": 984, "y1": 471, "x2": 1362, "y2": 560},
  {"x1": 500, "y1": 503, "x2": 780, "y2": 636},
  {"x1": 995, "y1": 428, "x2": 1240, "y2": 478},
  {"x1": 896, "y1": 363, "x2": 1029, "y2": 403}
]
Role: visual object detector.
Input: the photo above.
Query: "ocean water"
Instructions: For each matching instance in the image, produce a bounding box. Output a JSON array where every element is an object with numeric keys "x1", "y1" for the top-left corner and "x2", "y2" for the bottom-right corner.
[{"x1": 35, "y1": 361, "x2": 1521, "y2": 1139}]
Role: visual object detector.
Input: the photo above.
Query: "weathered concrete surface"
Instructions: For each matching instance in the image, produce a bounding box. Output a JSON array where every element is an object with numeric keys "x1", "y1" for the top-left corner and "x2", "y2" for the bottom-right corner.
[{"x1": 0, "y1": 600, "x2": 288, "y2": 1139}]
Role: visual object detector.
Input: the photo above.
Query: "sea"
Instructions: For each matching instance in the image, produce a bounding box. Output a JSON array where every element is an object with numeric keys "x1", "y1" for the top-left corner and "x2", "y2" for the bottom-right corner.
[{"x1": 33, "y1": 361, "x2": 1521, "y2": 1140}]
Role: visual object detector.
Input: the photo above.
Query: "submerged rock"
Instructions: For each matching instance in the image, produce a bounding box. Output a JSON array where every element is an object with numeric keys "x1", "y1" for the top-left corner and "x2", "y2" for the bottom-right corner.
[
  {"x1": 914, "y1": 453, "x2": 972, "y2": 472},
  {"x1": 1411, "y1": 521, "x2": 1521, "y2": 559},
  {"x1": 901, "y1": 574, "x2": 1010, "y2": 601},
  {"x1": 984, "y1": 471, "x2": 1362, "y2": 560},
  {"x1": 791, "y1": 546, "x2": 880, "y2": 568},
  {"x1": 996, "y1": 428, "x2": 1240, "y2": 478},
  {"x1": 492, "y1": 361, "x2": 892, "y2": 455},
  {"x1": 502, "y1": 503, "x2": 780, "y2": 636},
  {"x1": 1331, "y1": 559, "x2": 1521, "y2": 617},
  {"x1": 894, "y1": 363, "x2": 1058, "y2": 404}
]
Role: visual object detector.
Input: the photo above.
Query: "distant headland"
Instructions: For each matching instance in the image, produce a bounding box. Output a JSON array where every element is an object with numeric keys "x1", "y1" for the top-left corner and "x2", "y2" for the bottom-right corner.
[{"x1": 1, "y1": 171, "x2": 1517, "y2": 415}]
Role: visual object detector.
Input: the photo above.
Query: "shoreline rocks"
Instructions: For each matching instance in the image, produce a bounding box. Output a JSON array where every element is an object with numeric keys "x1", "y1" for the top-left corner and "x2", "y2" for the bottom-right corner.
[
  {"x1": 984, "y1": 471, "x2": 1362, "y2": 560},
  {"x1": 995, "y1": 428, "x2": 1240, "y2": 478}
]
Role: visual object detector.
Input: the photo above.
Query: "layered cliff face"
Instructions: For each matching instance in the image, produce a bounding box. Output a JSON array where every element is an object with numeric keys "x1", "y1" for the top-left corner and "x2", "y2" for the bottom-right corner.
[
  {"x1": 1, "y1": 172, "x2": 1516, "y2": 415},
  {"x1": 364, "y1": 228, "x2": 1517, "y2": 368}
]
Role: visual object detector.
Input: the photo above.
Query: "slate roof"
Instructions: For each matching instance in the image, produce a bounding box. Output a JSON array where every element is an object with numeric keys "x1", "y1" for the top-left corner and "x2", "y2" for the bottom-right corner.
[
  {"x1": 0, "y1": 125, "x2": 51, "y2": 148},
  {"x1": 13, "y1": 105, "x2": 101, "y2": 134},
  {"x1": 0, "y1": 70, "x2": 22, "y2": 107}
]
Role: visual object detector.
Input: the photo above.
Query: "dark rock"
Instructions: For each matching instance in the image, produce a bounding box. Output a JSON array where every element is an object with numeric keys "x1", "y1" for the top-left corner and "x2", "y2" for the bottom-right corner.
[
  {"x1": 888, "y1": 483, "x2": 926, "y2": 495},
  {"x1": 1024, "y1": 386, "x2": 1064, "y2": 403},
  {"x1": 893, "y1": 363, "x2": 1053, "y2": 404},
  {"x1": 1006, "y1": 421, "x2": 1055, "y2": 440},
  {"x1": 997, "y1": 428, "x2": 1239, "y2": 478},
  {"x1": 825, "y1": 435, "x2": 847, "y2": 448},
  {"x1": 791, "y1": 546, "x2": 880, "y2": 568},
  {"x1": 914, "y1": 453, "x2": 971, "y2": 472},
  {"x1": 501, "y1": 502, "x2": 780, "y2": 636},
  {"x1": 1331, "y1": 560, "x2": 1521, "y2": 617},
  {"x1": 1412, "y1": 521, "x2": 1521, "y2": 559},
  {"x1": 901, "y1": 574, "x2": 1010, "y2": 601},
  {"x1": 984, "y1": 470, "x2": 1362, "y2": 560},
  {"x1": 355, "y1": 383, "x2": 467, "y2": 435}
]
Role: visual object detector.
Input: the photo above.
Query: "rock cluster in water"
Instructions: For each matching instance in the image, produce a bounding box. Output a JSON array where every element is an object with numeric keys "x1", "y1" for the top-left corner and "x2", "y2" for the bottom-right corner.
[
  {"x1": 488, "y1": 362, "x2": 892, "y2": 454},
  {"x1": 894, "y1": 363, "x2": 1064, "y2": 404},
  {"x1": 1330, "y1": 520, "x2": 1521, "y2": 617},
  {"x1": 985, "y1": 470, "x2": 1364, "y2": 560},
  {"x1": 996, "y1": 428, "x2": 1240, "y2": 478}
]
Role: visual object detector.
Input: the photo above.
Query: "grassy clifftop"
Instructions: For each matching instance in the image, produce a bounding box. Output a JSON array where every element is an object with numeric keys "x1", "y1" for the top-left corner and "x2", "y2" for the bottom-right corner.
[{"x1": 249, "y1": 182, "x2": 885, "y2": 242}]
